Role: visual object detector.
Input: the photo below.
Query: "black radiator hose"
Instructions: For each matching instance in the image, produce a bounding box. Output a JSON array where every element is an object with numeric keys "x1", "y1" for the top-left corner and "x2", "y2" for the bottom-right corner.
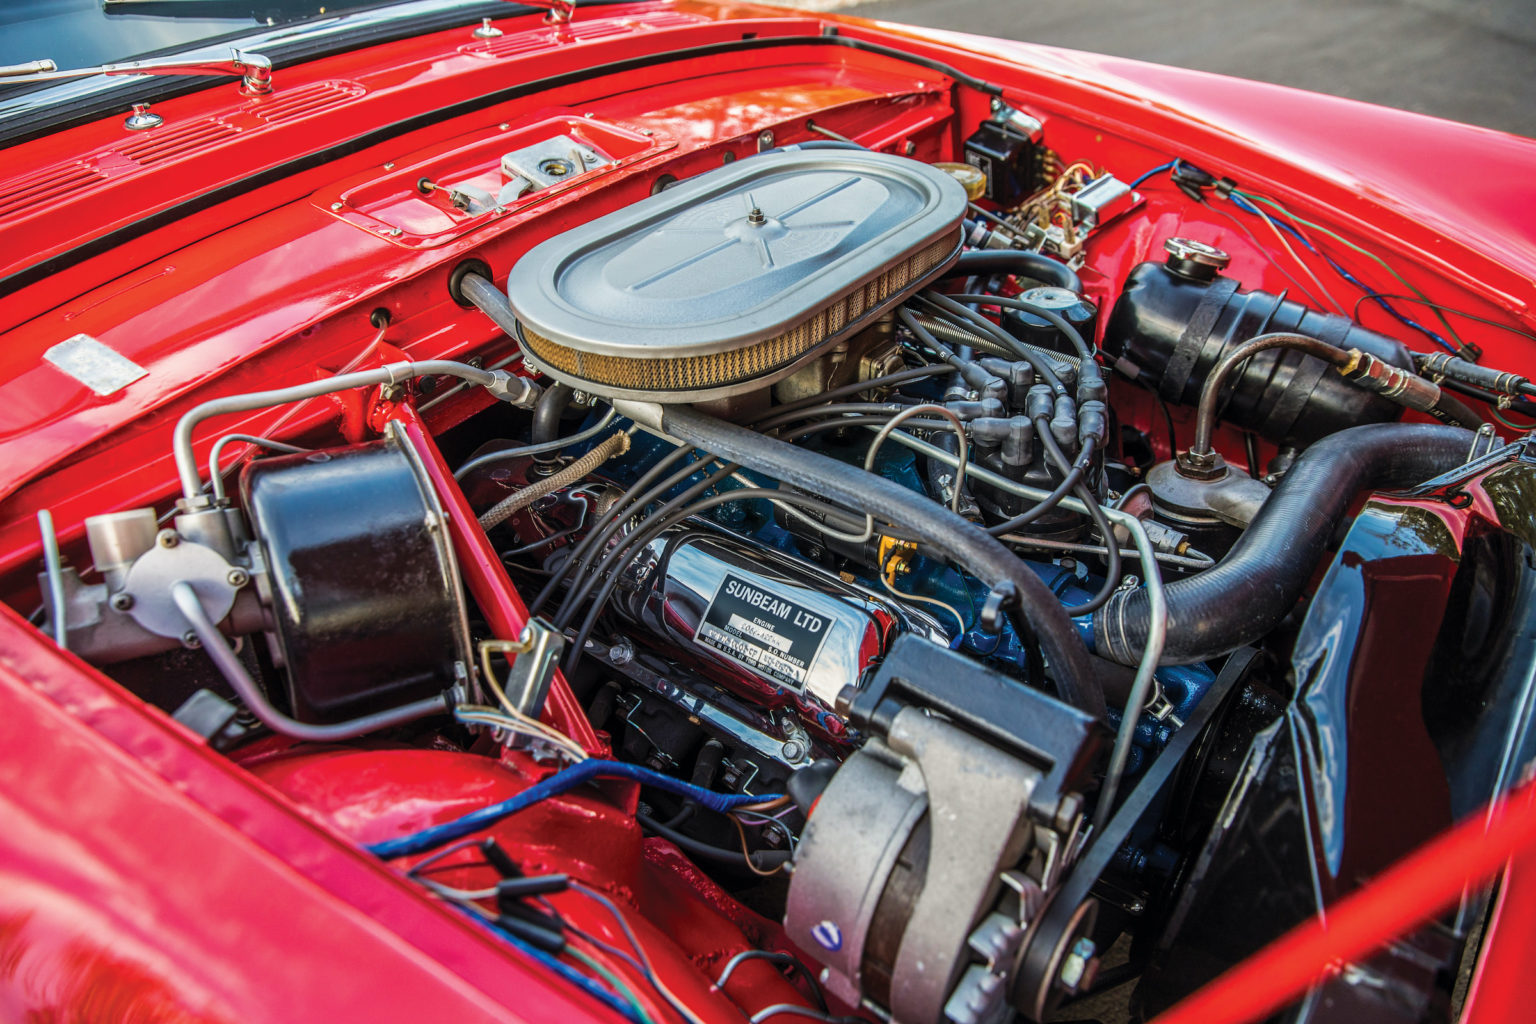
[
  {"x1": 657, "y1": 405, "x2": 1105, "y2": 718},
  {"x1": 1093, "y1": 422, "x2": 1474, "y2": 665},
  {"x1": 946, "y1": 249, "x2": 1083, "y2": 294}
]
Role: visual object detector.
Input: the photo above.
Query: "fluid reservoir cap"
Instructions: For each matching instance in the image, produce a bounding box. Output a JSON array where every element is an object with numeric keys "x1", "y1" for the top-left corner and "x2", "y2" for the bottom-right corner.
[
  {"x1": 933, "y1": 160, "x2": 987, "y2": 200},
  {"x1": 1163, "y1": 237, "x2": 1230, "y2": 281},
  {"x1": 1018, "y1": 286, "x2": 1083, "y2": 311},
  {"x1": 1008, "y1": 286, "x2": 1098, "y2": 353}
]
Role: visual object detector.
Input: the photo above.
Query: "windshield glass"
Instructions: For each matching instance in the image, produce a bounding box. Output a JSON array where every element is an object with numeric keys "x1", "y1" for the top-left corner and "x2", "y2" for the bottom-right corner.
[{"x1": 0, "y1": 1, "x2": 384, "y2": 70}]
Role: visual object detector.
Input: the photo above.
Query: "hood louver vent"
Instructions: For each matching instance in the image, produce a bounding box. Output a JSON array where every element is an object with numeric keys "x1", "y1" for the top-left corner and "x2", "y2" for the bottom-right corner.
[
  {"x1": 117, "y1": 119, "x2": 239, "y2": 166},
  {"x1": 0, "y1": 164, "x2": 106, "y2": 220},
  {"x1": 251, "y1": 81, "x2": 365, "y2": 125}
]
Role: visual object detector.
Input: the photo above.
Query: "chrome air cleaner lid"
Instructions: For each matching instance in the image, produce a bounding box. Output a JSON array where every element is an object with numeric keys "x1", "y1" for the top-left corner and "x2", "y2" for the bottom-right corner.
[{"x1": 506, "y1": 149, "x2": 967, "y2": 401}]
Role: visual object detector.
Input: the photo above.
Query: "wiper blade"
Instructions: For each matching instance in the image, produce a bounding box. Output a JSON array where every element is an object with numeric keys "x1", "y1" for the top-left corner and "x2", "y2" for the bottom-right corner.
[{"x1": 0, "y1": 47, "x2": 272, "y2": 95}]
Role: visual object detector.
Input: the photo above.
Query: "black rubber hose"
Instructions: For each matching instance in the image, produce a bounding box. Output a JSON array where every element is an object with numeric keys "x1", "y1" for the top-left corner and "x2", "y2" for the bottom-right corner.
[
  {"x1": 1093, "y1": 422, "x2": 1475, "y2": 665},
  {"x1": 945, "y1": 249, "x2": 1083, "y2": 294},
  {"x1": 530, "y1": 383, "x2": 575, "y2": 469},
  {"x1": 658, "y1": 405, "x2": 1105, "y2": 718}
]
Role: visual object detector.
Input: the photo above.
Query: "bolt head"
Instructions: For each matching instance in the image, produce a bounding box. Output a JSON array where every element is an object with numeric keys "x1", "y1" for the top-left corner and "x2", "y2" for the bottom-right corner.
[
  {"x1": 607, "y1": 639, "x2": 634, "y2": 665},
  {"x1": 330, "y1": 201, "x2": 344, "y2": 212},
  {"x1": 181, "y1": 630, "x2": 202, "y2": 649},
  {"x1": 110, "y1": 592, "x2": 135, "y2": 611},
  {"x1": 1175, "y1": 449, "x2": 1228, "y2": 481},
  {"x1": 157, "y1": 529, "x2": 180, "y2": 548},
  {"x1": 227, "y1": 568, "x2": 249, "y2": 588}
]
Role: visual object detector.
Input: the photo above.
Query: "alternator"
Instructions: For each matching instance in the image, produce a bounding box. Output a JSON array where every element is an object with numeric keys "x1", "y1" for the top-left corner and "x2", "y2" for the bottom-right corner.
[{"x1": 782, "y1": 636, "x2": 1101, "y2": 1023}]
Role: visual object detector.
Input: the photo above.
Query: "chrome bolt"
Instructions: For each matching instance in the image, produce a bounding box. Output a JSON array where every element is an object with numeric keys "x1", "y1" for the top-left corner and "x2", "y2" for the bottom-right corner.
[
  {"x1": 330, "y1": 201, "x2": 344, "y2": 212},
  {"x1": 227, "y1": 568, "x2": 249, "y2": 588},
  {"x1": 388, "y1": 227, "x2": 403, "y2": 237},
  {"x1": 757, "y1": 129, "x2": 774, "y2": 151},
  {"x1": 157, "y1": 529, "x2": 179, "y2": 549},
  {"x1": 124, "y1": 102, "x2": 163, "y2": 131},
  {"x1": 110, "y1": 592, "x2": 135, "y2": 612},
  {"x1": 181, "y1": 630, "x2": 202, "y2": 649},
  {"x1": 473, "y1": 16, "x2": 503, "y2": 38},
  {"x1": 607, "y1": 638, "x2": 635, "y2": 665}
]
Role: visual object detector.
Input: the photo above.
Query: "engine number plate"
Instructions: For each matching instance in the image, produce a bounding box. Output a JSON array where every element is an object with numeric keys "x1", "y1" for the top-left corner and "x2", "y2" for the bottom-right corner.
[{"x1": 695, "y1": 573, "x2": 832, "y2": 690}]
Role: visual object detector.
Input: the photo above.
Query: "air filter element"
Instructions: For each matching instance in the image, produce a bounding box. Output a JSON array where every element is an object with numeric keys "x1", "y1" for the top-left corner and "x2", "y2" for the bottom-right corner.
[{"x1": 507, "y1": 149, "x2": 967, "y2": 401}]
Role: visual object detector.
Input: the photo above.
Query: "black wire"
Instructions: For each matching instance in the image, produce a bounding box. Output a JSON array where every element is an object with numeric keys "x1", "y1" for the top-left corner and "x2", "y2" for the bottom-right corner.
[
  {"x1": 715, "y1": 951, "x2": 829, "y2": 1013},
  {"x1": 917, "y1": 291, "x2": 1073, "y2": 397},
  {"x1": 1035, "y1": 424, "x2": 1120, "y2": 616},
  {"x1": 561, "y1": 462, "x2": 743, "y2": 667},
  {"x1": 747, "y1": 365, "x2": 943, "y2": 426},
  {"x1": 1430, "y1": 377, "x2": 1536, "y2": 419},
  {"x1": 636, "y1": 812, "x2": 790, "y2": 871},
  {"x1": 1243, "y1": 432, "x2": 1262, "y2": 480},
  {"x1": 529, "y1": 443, "x2": 696, "y2": 613},
  {"x1": 897, "y1": 305, "x2": 967, "y2": 368},
  {"x1": 947, "y1": 292, "x2": 1095, "y2": 360},
  {"x1": 563, "y1": 485, "x2": 877, "y2": 675},
  {"x1": 541, "y1": 445, "x2": 708, "y2": 622},
  {"x1": 985, "y1": 438, "x2": 1093, "y2": 537}
]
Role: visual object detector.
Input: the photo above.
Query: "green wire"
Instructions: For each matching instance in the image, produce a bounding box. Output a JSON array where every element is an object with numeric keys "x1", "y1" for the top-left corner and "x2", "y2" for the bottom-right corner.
[
  {"x1": 566, "y1": 947, "x2": 660, "y2": 1024},
  {"x1": 1232, "y1": 190, "x2": 1466, "y2": 349}
]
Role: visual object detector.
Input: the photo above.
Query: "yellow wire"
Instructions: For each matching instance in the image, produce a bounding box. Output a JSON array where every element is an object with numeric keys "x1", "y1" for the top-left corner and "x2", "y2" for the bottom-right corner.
[
  {"x1": 880, "y1": 556, "x2": 970, "y2": 637},
  {"x1": 730, "y1": 812, "x2": 787, "y2": 877},
  {"x1": 473, "y1": 640, "x2": 587, "y2": 760}
]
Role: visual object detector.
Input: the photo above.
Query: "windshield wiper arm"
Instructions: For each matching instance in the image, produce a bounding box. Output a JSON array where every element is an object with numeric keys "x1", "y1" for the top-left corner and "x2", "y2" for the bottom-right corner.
[{"x1": 0, "y1": 47, "x2": 272, "y2": 95}]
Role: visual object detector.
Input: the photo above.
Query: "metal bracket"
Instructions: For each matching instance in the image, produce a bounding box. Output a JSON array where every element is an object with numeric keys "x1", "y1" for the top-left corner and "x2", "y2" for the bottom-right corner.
[{"x1": 479, "y1": 620, "x2": 563, "y2": 719}]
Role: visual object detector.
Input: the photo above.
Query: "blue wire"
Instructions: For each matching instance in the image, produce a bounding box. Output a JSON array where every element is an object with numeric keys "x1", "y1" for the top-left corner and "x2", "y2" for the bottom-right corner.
[
  {"x1": 466, "y1": 911, "x2": 649, "y2": 1024},
  {"x1": 1227, "y1": 193, "x2": 1457, "y2": 353},
  {"x1": 369, "y1": 759, "x2": 785, "y2": 859},
  {"x1": 1128, "y1": 160, "x2": 1176, "y2": 190}
]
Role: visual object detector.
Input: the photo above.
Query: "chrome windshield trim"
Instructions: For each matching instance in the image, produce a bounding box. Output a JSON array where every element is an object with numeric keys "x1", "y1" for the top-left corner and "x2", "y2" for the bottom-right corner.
[{"x1": 0, "y1": 0, "x2": 500, "y2": 124}]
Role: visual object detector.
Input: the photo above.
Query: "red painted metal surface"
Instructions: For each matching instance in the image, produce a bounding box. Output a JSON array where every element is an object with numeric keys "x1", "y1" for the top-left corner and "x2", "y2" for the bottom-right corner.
[
  {"x1": 1149, "y1": 778, "x2": 1536, "y2": 1024},
  {"x1": 0, "y1": 1, "x2": 1533, "y2": 1020},
  {"x1": 241, "y1": 743, "x2": 818, "y2": 1024},
  {"x1": 0, "y1": 602, "x2": 620, "y2": 1024},
  {"x1": 395, "y1": 403, "x2": 603, "y2": 753}
]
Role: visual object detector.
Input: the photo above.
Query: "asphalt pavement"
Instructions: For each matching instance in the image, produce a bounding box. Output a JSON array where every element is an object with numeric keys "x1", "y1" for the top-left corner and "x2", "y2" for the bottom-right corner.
[{"x1": 778, "y1": 0, "x2": 1536, "y2": 138}]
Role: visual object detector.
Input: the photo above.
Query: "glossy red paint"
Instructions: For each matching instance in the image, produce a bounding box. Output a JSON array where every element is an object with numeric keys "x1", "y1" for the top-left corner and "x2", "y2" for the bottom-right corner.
[
  {"x1": 241, "y1": 743, "x2": 819, "y2": 1024},
  {"x1": 1149, "y1": 776, "x2": 1536, "y2": 1024},
  {"x1": 0, "y1": 601, "x2": 620, "y2": 1024},
  {"x1": 395, "y1": 404, "x2": 603, "y2": 753},
  {"x1": 0, "y1": 2, "x2": 1534, "y2": 1021}
]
